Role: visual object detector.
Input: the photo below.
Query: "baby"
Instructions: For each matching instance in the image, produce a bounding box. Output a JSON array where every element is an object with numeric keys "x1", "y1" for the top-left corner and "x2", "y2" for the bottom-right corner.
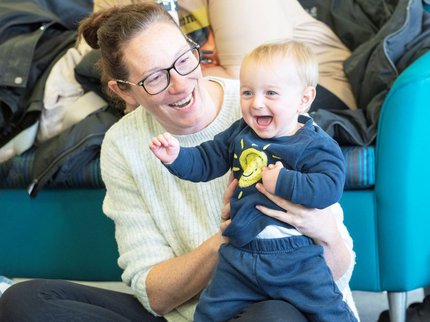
[{"x1": 150, "y1": 40, "x2": 356, "y2": 322}]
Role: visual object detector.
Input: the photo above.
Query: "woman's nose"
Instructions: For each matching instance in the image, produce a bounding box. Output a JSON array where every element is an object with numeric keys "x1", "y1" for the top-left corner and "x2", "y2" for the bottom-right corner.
[{"x1": 167, "y1": 70, "x2": 188, "y2": 94}]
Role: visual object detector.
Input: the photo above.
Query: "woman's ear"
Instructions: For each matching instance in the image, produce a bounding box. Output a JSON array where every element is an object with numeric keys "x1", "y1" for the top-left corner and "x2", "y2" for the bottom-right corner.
[
  {"x1": 108, "y1": 80, "x2": 139, "y2": 108},
  {"x1": 299, "y1": 86, "x2": 316, "y2": 113}
]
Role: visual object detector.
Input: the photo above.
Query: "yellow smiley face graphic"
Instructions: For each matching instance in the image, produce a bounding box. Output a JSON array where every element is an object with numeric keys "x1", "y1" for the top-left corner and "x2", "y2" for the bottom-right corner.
[{"x1": 238, "y1": 148, "x2": 268, "y2": 188}]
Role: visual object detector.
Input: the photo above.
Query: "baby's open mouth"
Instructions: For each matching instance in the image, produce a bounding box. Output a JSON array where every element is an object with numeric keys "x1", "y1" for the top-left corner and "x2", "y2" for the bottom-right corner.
[{"x1": 256, "y1": 116, "x2": 273, "y2": 126}]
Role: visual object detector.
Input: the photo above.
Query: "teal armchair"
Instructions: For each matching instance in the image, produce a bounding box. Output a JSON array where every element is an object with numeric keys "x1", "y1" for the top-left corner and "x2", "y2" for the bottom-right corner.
[
  {"x1": 0, "y1": 189, "x2": 122, "y2": 281},
  {"x1": 341, "y1": 50, "x2": 430, "y2": 322}
]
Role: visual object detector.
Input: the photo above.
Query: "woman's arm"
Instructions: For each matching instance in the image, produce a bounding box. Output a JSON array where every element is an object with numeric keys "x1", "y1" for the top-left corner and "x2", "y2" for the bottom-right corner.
[
  {"x1": 102, "y1": 123, "x2": 236, "y2": 317},
  {"x1": 146, "y1": 231, "x2": 224, "y2": 315},
  {"x1": 147, "y1": 180, "x2": 236, "y2": 315},
  {"x1": 255, "y1": 183, "x2": 353, "y2": 280}
]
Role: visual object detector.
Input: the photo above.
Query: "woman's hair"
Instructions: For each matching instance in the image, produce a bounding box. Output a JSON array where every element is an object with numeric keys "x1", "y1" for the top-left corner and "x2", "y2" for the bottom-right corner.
[
  {"x1": 78, "y1": 3, "x2": 181, "y2": 101},
  {"x1": 243, "y1": 40, "x2": 319, "y2": 87}
]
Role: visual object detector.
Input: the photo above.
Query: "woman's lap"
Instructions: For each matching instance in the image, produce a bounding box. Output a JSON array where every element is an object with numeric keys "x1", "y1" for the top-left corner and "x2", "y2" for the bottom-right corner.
[
  {"x1": 0, "y1": 279, "x2": 308, "y2": 322},
  {"x1": 0, "y1": 279, "x2": 165, "y2": 322}
]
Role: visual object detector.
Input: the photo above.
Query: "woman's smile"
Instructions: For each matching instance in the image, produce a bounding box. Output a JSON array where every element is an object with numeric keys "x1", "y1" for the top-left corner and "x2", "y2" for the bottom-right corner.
[{"x1": 168, "y1": 92, "x2": 194, "y2": 110}]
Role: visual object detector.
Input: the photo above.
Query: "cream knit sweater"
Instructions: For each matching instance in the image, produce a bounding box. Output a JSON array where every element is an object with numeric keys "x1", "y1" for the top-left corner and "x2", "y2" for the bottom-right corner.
[{"x1": 100, "y1": 77, "x2": 358, "y2": 321}]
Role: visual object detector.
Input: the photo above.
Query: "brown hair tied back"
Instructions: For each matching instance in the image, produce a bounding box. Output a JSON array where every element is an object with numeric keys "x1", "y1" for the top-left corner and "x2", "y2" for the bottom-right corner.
[
  {"x1": 77, "y1": 3, "x2": 180, "y2": 108},
  {"x1": 78, "y1": 7, "x2": 122, "y2": 50}
]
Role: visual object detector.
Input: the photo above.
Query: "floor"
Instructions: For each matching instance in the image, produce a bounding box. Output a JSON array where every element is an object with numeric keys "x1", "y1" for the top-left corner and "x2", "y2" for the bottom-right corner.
[
  {"x1": 8, "y1": 280, "x2": 428, "y2": 321},
  {"x1": 353, "y1": 288, "x2": 424, "y2": 322}
]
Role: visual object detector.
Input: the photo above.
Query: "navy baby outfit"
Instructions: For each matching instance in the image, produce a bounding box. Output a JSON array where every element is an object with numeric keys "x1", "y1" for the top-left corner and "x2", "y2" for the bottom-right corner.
[{"x1": 166, "y1": 115, "x2": 357, "y2": 322}]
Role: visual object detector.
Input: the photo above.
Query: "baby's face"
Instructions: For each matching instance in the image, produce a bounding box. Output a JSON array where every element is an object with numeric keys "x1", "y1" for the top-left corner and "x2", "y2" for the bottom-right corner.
[{"x1": 239, "y1": 57, "x2": 309, "y2": 139}]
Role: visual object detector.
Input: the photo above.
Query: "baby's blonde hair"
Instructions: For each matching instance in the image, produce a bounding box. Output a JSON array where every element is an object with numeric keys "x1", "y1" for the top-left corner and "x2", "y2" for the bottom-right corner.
[{"x1": 243, "y1": 40, "x2": 319, "y2": 87}]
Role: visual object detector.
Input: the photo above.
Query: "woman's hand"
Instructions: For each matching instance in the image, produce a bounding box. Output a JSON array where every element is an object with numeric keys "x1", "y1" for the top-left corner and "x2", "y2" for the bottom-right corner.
[
  {"x1": 255, "y1": 183, "x2": 338, "y2": 243},
  {"x1": 255, "y1": 183, "x2": 351, "y2": 280},
  {"x1": 220, "y1": 175, "x2": 237, "y2": 235},
  {"x1": 221, "y1": 175, "x2": 237, "y2": 222}
]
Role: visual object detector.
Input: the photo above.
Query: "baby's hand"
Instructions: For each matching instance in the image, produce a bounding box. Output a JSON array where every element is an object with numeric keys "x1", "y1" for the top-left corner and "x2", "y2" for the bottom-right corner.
[
  {"x1": 261, "y1": 161, "x2": 284, "y2": 194},
  {"x1": 149, "y1": 132, "x2": 180, "y2": 165}
]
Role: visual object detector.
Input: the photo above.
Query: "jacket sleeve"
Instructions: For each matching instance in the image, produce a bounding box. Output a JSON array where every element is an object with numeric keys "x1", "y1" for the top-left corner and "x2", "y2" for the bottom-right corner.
[
  {"x1": 166, "y1": 119, "x2": 243, "y2": 182},
  {"x1": 275, "y1": 136, "x2": 346, "y2": 209}
]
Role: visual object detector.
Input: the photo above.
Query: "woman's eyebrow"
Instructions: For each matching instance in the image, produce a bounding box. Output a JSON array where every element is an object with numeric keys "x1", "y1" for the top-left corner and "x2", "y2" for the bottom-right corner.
[{"x1": 139, "y1": 44, "x2": 192, "y2": 78}]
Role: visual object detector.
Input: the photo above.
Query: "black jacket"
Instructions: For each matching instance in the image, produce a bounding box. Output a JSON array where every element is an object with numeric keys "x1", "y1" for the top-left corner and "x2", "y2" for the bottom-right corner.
[
  {"x1": 0, "y1": 0, "x2": 92, "y2": 147},
  {"x1": 28, "y1": 106, "x2": 122, "y2": 198}
]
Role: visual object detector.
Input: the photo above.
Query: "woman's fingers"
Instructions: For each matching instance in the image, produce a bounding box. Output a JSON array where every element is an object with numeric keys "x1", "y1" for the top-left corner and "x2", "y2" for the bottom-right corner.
[
  {"x1": 223, "y1": 178, "x2": 238, "y2": 205},
  {"x1": 256, "y1": 183, "x2": 299, "y2": 213},
  {"x1": 220, "y1": 177, "x2": 237, "y2": 222},
  {"x1": 221, "y1": 202, "x2": 231, "y2": 222},
  {"x1": 220, "y1": 219, "x2": 231, "y2": 233},
  {"x1": 256, "y1": 205, "x2": 294, "y2": 225}
]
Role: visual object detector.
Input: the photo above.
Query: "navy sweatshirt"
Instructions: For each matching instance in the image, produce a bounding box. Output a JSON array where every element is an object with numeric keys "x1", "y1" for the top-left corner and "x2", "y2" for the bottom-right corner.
[{"x1": 166, "y1": 115, "x2": 345, "y2": 246}]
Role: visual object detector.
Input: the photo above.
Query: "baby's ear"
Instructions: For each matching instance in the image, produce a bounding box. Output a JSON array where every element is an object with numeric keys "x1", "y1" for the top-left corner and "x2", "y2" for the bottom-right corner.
[
  {"x1": 299, "y1": 86, "x2": 316, "y2": 113},
  {"x1": 108, "y1": 80, "x2": 139, "y2": 108}
]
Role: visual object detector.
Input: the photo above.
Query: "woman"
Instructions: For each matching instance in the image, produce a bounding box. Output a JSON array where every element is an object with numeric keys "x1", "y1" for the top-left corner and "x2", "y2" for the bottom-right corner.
[{"x1": 0, "y1": 3, "x2": 358, "y2": 321}]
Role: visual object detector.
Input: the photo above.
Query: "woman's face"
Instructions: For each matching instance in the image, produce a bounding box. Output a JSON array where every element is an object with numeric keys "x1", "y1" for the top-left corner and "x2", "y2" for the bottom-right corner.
[{"x1": 112, "y1": 22, "x2": 215, "y2": 135}]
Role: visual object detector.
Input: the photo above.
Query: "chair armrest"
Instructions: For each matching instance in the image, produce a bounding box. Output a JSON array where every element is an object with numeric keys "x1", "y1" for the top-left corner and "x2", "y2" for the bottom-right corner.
[{"x1": 375, "y1": 51, "x2": 430, "y2": 289}]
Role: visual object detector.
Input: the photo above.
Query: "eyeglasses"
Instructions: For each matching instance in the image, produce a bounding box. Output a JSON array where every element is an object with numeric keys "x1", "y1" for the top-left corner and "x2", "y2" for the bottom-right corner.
[{"x1": 116, "y1": 40, "x2": 201, "y2": 95}]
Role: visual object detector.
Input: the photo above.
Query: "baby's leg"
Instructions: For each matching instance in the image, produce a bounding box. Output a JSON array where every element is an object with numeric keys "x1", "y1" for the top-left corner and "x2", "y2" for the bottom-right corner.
[
  {"x1": 259, "y1": 241, "x2": 357, "y2": 322},
  {"x1": 194, "y1": 243, "x2": 266, "y2": 322}
]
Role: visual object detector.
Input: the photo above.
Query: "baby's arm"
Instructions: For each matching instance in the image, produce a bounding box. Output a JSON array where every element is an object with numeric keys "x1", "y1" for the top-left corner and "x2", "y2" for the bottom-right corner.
[
  {"x1": 273, "y1": 142, "x2": 345, "y2": 209},
  {"x1": 149, "y1": 132, "x2": 180, "y2": 165},
  {"x1": 260, "y1": 131, "x2": 345, "y2": 209}
]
